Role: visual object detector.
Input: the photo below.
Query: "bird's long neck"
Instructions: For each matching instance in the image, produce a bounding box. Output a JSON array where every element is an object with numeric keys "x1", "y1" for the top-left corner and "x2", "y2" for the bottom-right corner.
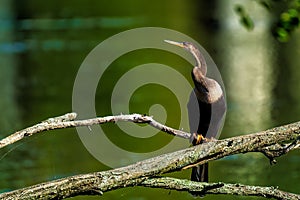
[{"x1": 191, "y1": 48, "x2": 207, "y2": 76}]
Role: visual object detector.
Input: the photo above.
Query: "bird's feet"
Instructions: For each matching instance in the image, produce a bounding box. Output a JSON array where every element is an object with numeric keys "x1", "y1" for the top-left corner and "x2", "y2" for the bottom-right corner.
[
  {"x1": 191, "y1": 133, "x2": 204, "y2": 145},
  {"x1": 191, "y1": 133, "x2": 217, "y2": 145},
  {"x1": 195, "y1": 133, "x2": 204, "y2": 145}
]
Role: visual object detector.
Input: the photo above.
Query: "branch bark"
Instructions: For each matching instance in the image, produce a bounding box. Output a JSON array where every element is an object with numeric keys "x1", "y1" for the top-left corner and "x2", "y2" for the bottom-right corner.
[
  {"x1": 141, "y1": 177, "x2": 300, "y2": 200},
  {"x1": 0, "y1": 113, "x2": 190, "y2": 149},
  {"x1": 0, "y1": 113, "x2": 299, "y2": 199}
]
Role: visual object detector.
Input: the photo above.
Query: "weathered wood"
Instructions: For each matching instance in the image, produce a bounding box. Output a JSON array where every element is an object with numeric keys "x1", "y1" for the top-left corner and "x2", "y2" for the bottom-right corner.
[
  {"x1": 0, "y1": 116, "x2": 299, "y2": 199},
  {"x1": 141, "y1": 177, "x2": 300, "y2": 200},
  {"x1": 0, "y1": 113, "x2": 190, "y2": 149}
]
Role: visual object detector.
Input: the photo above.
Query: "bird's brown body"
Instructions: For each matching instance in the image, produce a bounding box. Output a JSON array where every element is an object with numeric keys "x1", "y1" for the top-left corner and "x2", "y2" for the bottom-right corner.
[{"x1": 165, "y1": 40, "x2": 226, "y2": 193}]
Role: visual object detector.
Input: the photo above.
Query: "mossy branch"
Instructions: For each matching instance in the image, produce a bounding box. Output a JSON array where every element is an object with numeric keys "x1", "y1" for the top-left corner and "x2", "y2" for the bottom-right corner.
[{"x1": 0, "y1": 113, "x2": 299, "y2": 199}]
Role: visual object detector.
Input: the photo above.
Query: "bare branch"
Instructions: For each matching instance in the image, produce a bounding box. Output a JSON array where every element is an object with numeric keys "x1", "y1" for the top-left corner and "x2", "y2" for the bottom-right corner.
[
  {"x1": 260, "y1": 139, "x2": 300, "y2": 164},
  {"x1": 0, "y1": 113, "x2": 299, "y2": 199},
  {"x1": 183, "y1": 122, "x2": 300, "y2": 169},
  {"x1": 0, "y1": 118, "x2": 299, "y2": 199},
  {"x1": 0, "y1": 113, "x2": 191, "y2": 149},
  {"x1": 141, "y1": 177, "x2": 300, "y2": 200}
]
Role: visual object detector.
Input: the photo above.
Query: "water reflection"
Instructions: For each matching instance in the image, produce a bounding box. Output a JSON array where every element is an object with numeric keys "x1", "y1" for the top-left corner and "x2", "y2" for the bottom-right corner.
[
  {"x1": 18, "y1": 17, "x2": 144, "y2": 30},
  {"x1": 0, "y1": 0, "x2": 20, "y2": 134},
  {"x1": 217, "y1": 0, "x2": 276, "y2": 135},
  {"x1": 274, "y1": 33, "x2": 300, "y2": 124},
  {"x1": 0, "y1": 0, "x2": 299, "y2": 199}
]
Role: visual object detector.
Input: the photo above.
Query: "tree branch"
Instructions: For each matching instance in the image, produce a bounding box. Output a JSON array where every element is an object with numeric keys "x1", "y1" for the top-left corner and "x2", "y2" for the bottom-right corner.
[
  {"x1": 0, "y1": 113, "x2": 191, "y2": 149},
  {"x1": 141, "y1": 177, "x2": 300, "y2": 200},
  {"x1": 0, "y1": 113, "x2": 299, "y2": 199}
]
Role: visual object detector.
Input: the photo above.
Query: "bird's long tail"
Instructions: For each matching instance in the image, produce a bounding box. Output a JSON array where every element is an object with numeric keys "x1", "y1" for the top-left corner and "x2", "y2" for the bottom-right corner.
[
  {"x1": 191, "y1": 163, "x2": 208, "y2": 182},
  {"x1": 190, "y1": 163, "x2": 208, "y2": 196}
]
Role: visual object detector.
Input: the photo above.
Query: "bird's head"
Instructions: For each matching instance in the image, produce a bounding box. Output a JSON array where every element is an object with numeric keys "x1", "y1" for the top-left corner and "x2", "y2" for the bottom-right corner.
[
  {"x1": 164, "y1": 40, "x2": 196, "y2": 53},
  {"x1": 164, "y1": 39, "x2": 207, "y2": 76}
]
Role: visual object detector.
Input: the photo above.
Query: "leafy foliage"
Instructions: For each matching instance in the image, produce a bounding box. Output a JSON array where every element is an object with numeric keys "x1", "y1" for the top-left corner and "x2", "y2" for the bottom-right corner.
[{"x1": 234, "y1": 0, "x2": 300, "y2": 42}]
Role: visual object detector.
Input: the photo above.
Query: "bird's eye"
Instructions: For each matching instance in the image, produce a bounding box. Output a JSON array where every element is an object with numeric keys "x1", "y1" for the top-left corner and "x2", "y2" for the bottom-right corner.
[{"x1": 182, "y1": 42, "x2": 189, "y2": 46}]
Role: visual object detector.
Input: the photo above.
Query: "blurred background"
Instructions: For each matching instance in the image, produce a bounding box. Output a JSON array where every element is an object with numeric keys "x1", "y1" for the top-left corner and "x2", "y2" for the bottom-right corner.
[{"x1": 0, "y1": 0, "x2": 300, "y2": 199}]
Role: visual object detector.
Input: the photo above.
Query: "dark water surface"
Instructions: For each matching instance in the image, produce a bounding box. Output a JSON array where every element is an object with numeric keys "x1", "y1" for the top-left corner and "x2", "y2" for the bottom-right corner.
[{"x1": 0, "y1": 1, "x2": 299, "y2": 199}]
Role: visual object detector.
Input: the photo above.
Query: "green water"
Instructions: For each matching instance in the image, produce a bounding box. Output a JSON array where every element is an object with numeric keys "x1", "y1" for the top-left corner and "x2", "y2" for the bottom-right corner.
[{"x1": 0, "y1": 1, "x2": 299, "y2": 199}]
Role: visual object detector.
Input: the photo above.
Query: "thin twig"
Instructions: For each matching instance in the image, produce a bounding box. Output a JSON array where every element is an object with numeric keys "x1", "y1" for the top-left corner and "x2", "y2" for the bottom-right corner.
[
  {"x1": 0, "y1": 113, "x2": 191, "y2": 149},
  {"x1": 261, "y1": 139, "x2": 300, "y2": 164}
]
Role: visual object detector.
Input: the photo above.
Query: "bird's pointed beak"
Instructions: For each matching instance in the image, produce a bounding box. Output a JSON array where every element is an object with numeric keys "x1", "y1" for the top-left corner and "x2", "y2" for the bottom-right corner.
[{"x1": 164, "y1": 39, "x2": 185, "y2": 48}]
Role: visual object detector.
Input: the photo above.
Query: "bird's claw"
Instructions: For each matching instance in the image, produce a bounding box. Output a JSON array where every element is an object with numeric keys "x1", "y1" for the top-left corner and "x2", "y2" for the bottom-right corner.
[
  {"x1": 195, "y1": 134, "x2": 205, "y2": 145},
  {"x1": 191, "y1": 133, "x2": 205, "y2": 145},
  {"x1": 191, "y1": 133, "x2": 217, "y2": 145}
]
